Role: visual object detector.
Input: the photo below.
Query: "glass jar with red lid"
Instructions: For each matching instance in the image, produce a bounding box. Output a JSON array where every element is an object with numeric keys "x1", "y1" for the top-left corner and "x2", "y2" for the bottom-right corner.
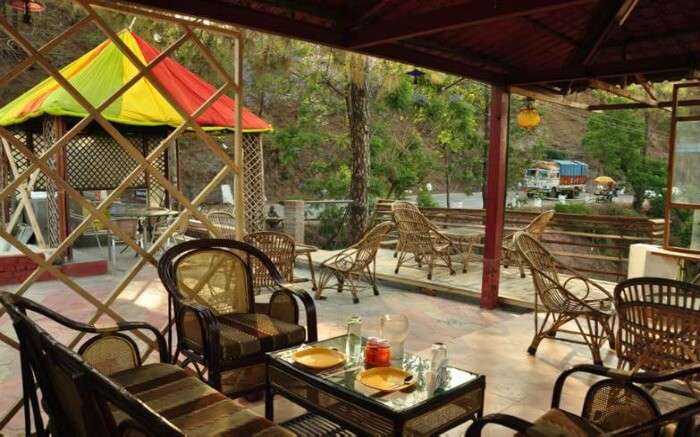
[{"x1": 364, "y1": 337, "x2": 391, "y2": 367}]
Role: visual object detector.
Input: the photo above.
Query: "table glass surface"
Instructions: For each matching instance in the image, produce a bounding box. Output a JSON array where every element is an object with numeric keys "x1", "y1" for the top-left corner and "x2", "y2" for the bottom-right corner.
[{"x1": 269, "y1": 335, "x2": 479, "y2": 413}]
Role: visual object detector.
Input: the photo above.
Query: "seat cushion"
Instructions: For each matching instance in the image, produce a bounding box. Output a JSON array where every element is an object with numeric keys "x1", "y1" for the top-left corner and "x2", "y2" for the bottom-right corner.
[
  {"x1": 217, "y1": 313, "x2": 306, "y2": 362},
  {"x1": 517, "y1": 408, "x2": 602, "y2": 437},
  {"x1": 111, "y1": 363, "x2": 293, "y2": 436}
]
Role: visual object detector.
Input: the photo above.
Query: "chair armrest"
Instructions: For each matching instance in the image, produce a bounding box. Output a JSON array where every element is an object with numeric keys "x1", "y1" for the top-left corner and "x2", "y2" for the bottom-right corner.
[
  {"x1": 551, "y1": 364, "x2": 614, "y2": 408},
  {"x1": 175, "y1": 301, "x2": 220, "y2": 364},
  {"x1": 9, "y1": 294, "x2": 170, "y2": 364},
  {"x1": 274, "y1": 283, "x2": 318, "y2": 342},
  {"x1": 465, "y1": 414, "x2": 535, "y2": 436}
]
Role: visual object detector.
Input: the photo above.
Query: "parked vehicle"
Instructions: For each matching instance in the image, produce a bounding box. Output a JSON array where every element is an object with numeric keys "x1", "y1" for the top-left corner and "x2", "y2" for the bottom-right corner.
[{"x1": 524, "y1": 160, "x2": 589, "y2": 198}]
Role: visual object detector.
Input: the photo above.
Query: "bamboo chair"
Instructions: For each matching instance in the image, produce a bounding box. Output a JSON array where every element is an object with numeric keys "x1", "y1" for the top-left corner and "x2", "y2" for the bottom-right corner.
[
  {"x1": 158, "y1": 239, "x2": 317, "y2": 396},
  {"x1": 514, "y1": 231, "x2": 615, "y2": 365},
  {"x1": 392, "y1": 201, "x2": 461, "y2": 280},
  {"x1": 466, "y1": 362, "x2": 700, "y2": 436},
  {"x1": 615, "y1": 277, "x2": 700, "y2": 398},
  {"x1": 243, "y1": 231, "x2": 296, "y2": 292},
  {"x1": 0, "y1": 292, "x2": 292, "y2": 437},
  {"x1": 502, "y1": 210, "x2": 554, "y2": 278},
  {"x1": 316, "y1": 221, "x2": 394, "y2": 304},
  {"x1": 207, "y1": 210, "x2": 236, "y2": 238}
]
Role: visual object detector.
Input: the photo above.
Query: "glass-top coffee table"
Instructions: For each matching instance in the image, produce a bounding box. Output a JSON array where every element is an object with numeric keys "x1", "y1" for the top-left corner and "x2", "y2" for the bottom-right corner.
[{"x1": 266, "y1": 335, "x2": 484, "y2": 436}]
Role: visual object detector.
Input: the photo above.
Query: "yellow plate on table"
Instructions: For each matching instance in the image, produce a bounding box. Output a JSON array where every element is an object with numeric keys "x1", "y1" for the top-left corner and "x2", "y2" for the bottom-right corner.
[
  {"x1": 357, "y1": 367, "x2": 416, "y2": 392},
  {"x1": 292, "y1": 347, "x2": 345, "y2": 370}
]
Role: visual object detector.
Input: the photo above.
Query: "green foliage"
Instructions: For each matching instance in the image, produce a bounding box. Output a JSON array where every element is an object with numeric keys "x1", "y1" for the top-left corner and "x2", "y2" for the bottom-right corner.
[
  {"x1": 544, "y1": 147, "x2": 567, "y2": 160},
  {"x1": 554, "y1": 203, "x2": 592, "y2": 215},
  {"x1": 582, "y1": 109, "x2": 666, "y2": 211},
  {"x1": 417, "y1": 189, "x2": 438, "y2": 208},
  {"x1": 316, "y1": 206, "x2": 349, "y2": 249}
]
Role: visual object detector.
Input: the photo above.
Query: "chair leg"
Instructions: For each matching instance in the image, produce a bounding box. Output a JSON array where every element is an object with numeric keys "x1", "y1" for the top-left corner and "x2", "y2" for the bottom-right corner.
[
  {"x1": 528, "y1": 311, "x2": 552, "y2": 356},
  {"x1": 367, "y1": 263, "x2": 379, "y2": 296},
  {"x1": 575, "y1": 316, "x2": 605, "y2": 365},
  {"x1": 518, "y1": 258, "x2": 526, "y2": 278}
]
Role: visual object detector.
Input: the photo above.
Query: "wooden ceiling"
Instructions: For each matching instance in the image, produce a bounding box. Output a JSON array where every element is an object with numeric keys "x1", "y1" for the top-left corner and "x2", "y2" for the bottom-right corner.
[{"x1": 117, "y1": 0, "x2": 700, "y2": 94}]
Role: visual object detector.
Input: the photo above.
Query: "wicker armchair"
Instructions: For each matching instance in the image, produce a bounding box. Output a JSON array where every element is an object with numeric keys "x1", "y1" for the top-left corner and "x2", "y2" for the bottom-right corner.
[
  {"x1": 207, "y1": 210, "x2": 236, "y2": 238},
  {"x1": 158, "y1": 239, "x2": 317, "y2": 396},
  {"x1": 466, "y1": 362, "x2": 700, "y2": 436},
  {"x1": 392, "y1": 201, "x2": 462, "y2": 280},
  {"x1": 502, "y1": 210, "x2": 554, "y2": 278},
  {"x1": 0, "y1": 292, "x2": 292, "y2": 437},
  {"x1": 615, "y1": 277, "x2": 700, "y2": 397},
  {"x1": 243, "y1": 231, "x2": 296, "y2": 292},
  {"x1": 316, "y1": 221, "x2": 394, "y2": 303},
  {"x1": 514, "y1": 231, "x2": 615, "y2": 365}
]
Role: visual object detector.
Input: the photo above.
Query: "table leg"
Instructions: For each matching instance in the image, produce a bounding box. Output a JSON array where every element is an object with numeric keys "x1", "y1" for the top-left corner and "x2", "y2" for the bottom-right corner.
[
  {"x1": 306, "y1": 252, "x2": 318, "y2": 291},
  {"x1": 265, "y1": 385, "x2": 275, "y2": 421}
]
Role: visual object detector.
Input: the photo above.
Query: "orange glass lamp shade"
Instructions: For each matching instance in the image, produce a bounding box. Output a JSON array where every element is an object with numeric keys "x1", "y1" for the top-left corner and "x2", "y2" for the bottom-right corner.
[{"x1": 517, "y1": 99, "x2": 541, "y2": 129}]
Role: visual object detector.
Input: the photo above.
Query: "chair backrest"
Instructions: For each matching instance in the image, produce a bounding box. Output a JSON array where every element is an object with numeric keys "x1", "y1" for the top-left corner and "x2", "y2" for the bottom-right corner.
[
  {"x1": 243, "y1": 231, "x2": 296, "y2": 288},
  {"x1": 392, "y1": 201, "x2": 437, "y2": 252},
  {"x1": 524, "y1": 210, "x2": 555, "y2": 240},
  {"x1": 615, "y1": 277, "x2": 700, "y2": 373},
  {"x1": 514, "y1": 231, "x2": 571, "y2": 311},
  {"x1": 158, "y1": 239, "x2": 284, "y2": 316},
  {"x1": 0, "y1": 292, "x2": 182, "y2": 437},
  {"x1": 351, "y1": 221, "x2": 394, "y2": 269},
  {"x1": 207, "y1": 210, "x2": 236, "y2": 239}
]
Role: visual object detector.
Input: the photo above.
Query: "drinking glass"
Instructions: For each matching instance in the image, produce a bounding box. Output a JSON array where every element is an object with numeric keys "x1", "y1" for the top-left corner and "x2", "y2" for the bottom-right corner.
[{"x1": 379, "y1": 314, "x2": 409, "y2": 359}]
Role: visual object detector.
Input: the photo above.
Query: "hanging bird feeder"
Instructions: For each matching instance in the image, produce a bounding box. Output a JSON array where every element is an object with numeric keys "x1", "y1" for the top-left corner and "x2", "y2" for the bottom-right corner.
[
  {"x1": 406, "y1": 68, "x2": 425, "y2": 84},
  {"x1": 517, "y1": 97, "x2": 541, "y2": 129}
]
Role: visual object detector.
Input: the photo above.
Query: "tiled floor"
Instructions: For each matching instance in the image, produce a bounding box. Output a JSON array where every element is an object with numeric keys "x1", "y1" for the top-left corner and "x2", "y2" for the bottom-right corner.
[
  {"x1": 0, "y1": 257, "x2": 682, "y2": 436},
  {"x1": 308, "y1": 248, "x2": 615, "y2": 309}
]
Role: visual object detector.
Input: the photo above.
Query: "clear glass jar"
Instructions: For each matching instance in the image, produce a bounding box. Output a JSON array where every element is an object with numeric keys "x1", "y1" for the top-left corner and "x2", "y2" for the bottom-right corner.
[
  {"x1": 380, "y1": 314, "x2": 409, "y2": 360},
  {"x1": 345, "y1": 315, "x2": 362, "y2": 363}
]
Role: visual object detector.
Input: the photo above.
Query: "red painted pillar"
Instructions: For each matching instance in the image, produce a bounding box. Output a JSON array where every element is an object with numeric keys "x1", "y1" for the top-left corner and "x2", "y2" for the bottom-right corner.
[{"x1": 480, "y1": 85, "x2": 510, "y2": 309}]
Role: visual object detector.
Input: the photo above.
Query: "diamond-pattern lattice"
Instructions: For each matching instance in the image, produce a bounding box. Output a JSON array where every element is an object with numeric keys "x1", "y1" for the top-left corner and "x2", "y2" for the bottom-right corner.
[
  {"x1": 243, "y1": 133, "x2": 265, "y2": 232},
  {"x1": 0, "y1": 1, "x2": 249, "y2": 430}
]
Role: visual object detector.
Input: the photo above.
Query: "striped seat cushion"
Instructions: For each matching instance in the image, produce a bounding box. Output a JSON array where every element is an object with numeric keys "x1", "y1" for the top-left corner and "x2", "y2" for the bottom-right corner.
[
  {"x1": 111, "y1": 363, "x2": 294, "y2": 436},
  {"x1": 216, "y1": 313, "x2": 306, "y2": 362}
]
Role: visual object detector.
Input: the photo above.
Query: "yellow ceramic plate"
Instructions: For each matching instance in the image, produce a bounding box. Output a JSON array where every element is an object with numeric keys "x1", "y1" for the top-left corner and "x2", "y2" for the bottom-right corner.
[
  {"x1": 292, "y1": 347, "x2": 345, "y2": 370},
  {"x1": 357, "y1": 367, "x2": 416, "y2": 392}
]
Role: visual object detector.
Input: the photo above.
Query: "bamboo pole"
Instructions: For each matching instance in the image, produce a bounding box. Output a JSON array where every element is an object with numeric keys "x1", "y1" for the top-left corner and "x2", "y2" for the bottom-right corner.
[{"x1": 234, "y1": 34, "x2": 246, "y2": 238}]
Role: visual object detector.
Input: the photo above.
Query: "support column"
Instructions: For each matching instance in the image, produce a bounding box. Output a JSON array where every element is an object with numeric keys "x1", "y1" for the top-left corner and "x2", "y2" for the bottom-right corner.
[
  {"x1": 233, "y1": 34, "x2": 246, "y2": 239},
  {"x1": 480, "y1": 85, "x2": 510, "y2": 309}
]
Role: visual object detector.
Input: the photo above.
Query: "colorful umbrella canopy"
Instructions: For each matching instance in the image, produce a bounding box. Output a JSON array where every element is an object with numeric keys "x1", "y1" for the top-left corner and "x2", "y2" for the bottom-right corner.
[
  {"x1": 0, "y1": 30, "x2": 271, "y2": 132},
  {"x1": 593, "y1": 176, "x2": 616, "y2": 185}
]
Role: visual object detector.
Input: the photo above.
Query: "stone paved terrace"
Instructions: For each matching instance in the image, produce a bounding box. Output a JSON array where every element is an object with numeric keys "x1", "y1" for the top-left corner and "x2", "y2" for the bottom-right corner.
[
  {"x1": 0, "y1": 256, "x2": 686, "y2": 436},
  {"x1": 306, "y1": 247, "x2": 615, "y2": 308}
]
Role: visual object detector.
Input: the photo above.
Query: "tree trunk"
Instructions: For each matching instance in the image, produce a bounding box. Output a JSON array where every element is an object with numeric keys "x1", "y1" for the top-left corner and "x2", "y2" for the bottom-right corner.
[{"x1": 347, "y1": 54, "x2": 370, "y2": 243}]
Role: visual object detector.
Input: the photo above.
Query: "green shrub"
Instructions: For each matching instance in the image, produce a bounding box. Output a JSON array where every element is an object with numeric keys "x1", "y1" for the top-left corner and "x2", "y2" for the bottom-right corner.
[
  {"x1": 554, "y1": 203, "x2": 592, "y2": 215},
  {"x1": 417, "y1": 190, "x2": 437, "y2": 208},
  {"x1": 317, "y1": 205, "x2": 349, "y2": 250}
]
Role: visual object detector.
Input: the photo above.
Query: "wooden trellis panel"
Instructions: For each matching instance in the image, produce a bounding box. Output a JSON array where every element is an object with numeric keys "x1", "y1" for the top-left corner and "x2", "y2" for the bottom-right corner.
[
  {"x1": 0, "y1": 1, "x2": 247, "y2": 430},
  {"x1": 243, "y1": 133, "x2": 265, "y2": 232}
]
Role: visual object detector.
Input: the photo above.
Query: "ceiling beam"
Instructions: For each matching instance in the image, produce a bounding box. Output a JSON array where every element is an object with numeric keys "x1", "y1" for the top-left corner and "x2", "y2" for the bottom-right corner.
[
  {"x1": 345, "y1": 0, "x2": 597, "y2": 50},
  {"x1": 522, "y1": 17, "x2": 580, "y2": 48},
  {"x1": 589, "y1": 79, "x2": 657, "y2": 107},
  {"x1": 511, "y1": 55, "x2": 696, "y2": 86},
  {"x1": 634, "y1": 74, "x2": 657, "y2": 101},
  {"x1": 510, "y1": 86, "x2": 589, "y2": 110},
  {"x1": 578, "y1": 0, "x2": 634, "y2": 65},
  {"x1": 588, "y1": 99, "x2": 700, "y2": 111}
]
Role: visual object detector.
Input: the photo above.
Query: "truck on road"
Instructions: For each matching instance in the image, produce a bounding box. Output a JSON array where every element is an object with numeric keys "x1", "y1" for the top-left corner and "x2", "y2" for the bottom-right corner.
[{"x1": 524, "y1": 160, "x2": 589, "y2": 198}]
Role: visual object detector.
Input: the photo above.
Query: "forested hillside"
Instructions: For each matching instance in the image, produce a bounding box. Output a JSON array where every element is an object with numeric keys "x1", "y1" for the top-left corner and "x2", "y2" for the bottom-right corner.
[{"x1": 1, "y1": 2, "x2": 670, "y2": 208}]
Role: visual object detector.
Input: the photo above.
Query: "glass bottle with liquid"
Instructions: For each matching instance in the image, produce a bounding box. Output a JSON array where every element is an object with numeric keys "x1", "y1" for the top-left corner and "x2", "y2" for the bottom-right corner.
[{"x1": 345, "y1": 315, "x2": 363, "y2": 363}]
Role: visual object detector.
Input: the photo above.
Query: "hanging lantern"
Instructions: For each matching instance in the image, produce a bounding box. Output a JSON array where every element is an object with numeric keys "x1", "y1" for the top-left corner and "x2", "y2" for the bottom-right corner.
[
  {"x1": 405, "y1": 68, "x2": 425, "y2": 84},
  {"x1": 517, "y1": 98, "x2": 541, "y2": 129}
]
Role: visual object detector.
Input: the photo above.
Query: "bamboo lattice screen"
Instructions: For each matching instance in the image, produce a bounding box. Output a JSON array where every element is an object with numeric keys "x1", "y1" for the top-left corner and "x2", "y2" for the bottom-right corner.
[{"x1": 0, "y1": 1, "x2": 253, "y2": 429}]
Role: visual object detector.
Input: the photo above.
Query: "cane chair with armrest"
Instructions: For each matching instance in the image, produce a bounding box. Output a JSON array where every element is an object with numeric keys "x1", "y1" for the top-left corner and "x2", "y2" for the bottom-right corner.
[
  {"x1": 514, "y1": 231, "x2": 615, "y2": 365},
  {"x1": 158, "y1": 239, "x2": 317, "y2": 396},
  {"x1": 466, "y1": 363, "x2": 700, "y2": 436},
  {"x1": 392, "y1": 201, "x2": 463, "y2": 280},
  {"x1": 243, "y1": 231, "x2": 296, "y2": 293},
  {"x1": 316, "y1": 221, "x2": 394, "y2": 303},
  {"x1": 0, "y1": 292, "x2": 293, "y2": 437},
  {"x1": 615, "y1": 277, "x2": 700, "y2": 398},
  {"x1": 502, "y1": 210, "x2": 554, "y2": 278},
  {"x1": 207, "y1": 210, "x2": 236, "y2": 238}
]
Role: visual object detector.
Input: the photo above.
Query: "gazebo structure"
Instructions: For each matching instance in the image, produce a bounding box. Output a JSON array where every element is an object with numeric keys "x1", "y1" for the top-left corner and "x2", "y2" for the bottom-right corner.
[{"x1": 0, "y1": 29, "x2": 271, "y2": 256}]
